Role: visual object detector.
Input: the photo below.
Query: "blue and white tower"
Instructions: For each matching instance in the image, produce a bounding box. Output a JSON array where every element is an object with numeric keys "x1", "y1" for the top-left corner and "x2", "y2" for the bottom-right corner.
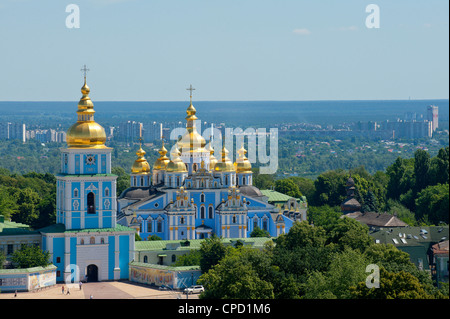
[{"x1": 41, "y1": 69, "x2": 135, "y2": 283}]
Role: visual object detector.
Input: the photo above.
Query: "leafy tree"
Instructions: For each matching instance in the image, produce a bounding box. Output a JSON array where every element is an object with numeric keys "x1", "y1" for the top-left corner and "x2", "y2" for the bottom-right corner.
[
  {"x1": 350, "y1": 267, "x2": 441, "y2": 299},
  {"x1": 415, "y1": 183, "x2": 449, "y2": 224},
  {"x1": 414, "y1": 149, "x2": 431, "y2": 194},
  {"x1": 175, "y1": 250, "x2": 202, "y2": 267},
  {"x1": 326, "y1": 217, "x2": 373, "y2": 253},
  {"x1": 199, "y1": 247, "x2": 274, "y2": 299},
  {"x1": 311, "y1": 170, "x2": 347, "y2": 206},
  {"x1": 362, "y1": 189, "x2": 379, "y2": 213},
  {"x1": 11, "y1": 244, "x2": 51, "y2": 269},
  {"x1": 274, "y1": 179, "x2": 302, "y2": 199},
  {"x1": 307, "y1": 205, "x2": 341, "y2": 228},
  {"x1": 112, "y1": 166, "x2": 130, "y2": 197},
  {"x1": 250, "y1": 226, "x2": 270, "y2": 238},
  {"x1": 385, "y1": 199, "x2": 417, "y2": 226},
  {"x1": 199, "y1": 235, "x2": 229, "y2": 273},
  {"x1": 287, "y1": 177, "x2": 316, "y2": 202}
]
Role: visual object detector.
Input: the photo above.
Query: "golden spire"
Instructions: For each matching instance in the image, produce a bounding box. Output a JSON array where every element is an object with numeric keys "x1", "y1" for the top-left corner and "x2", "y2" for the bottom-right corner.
[
  {"x1": 131, "y1": 124, "x2": 150, "y2": 174},
  {"x1": 166, "y1": 143, "x2": 188, "y2": 172},
  {"x1": 235, "y1": 144, "x2": 252, "y2": 173},
  {"x1": 177, "y1": 84, "x2": 206, "y2": 152},
  {"x1": 153, "y1": 139, "x2": 170, "y2": 170},
  {"x1": 66, "y1": 66, "x2": 107, "y2": 149},
  {"x1": 214, "y1": 145, "x2": 235, "y2": 172},
  {"x1": 207, "y1": 142, "x2": 218, "y2": 171}
]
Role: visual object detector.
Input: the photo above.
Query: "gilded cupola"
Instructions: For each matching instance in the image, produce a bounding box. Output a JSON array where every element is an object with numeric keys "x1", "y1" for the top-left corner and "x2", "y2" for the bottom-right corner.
[
  {"x1": 153, "y1": 140, "x2": 171, "y2": 170},
  {"x1": 131, "y1": 145, "x2": 151, "y2": 175},
  {"x1": 166, "y1": 144, "x2": 188, "y2": 173},
  {"x1": 177, "y1": 85, "x2": 207, "y2": 153},
  {"x1": 66, "y1": 69, "x2": 107, "y2": 149},
  {"x1": 214, "y1": 146, "x2": 236, "y2": 172},
  {"x1": 235, "y1": 144, "x2": 252, "y2": 173}
]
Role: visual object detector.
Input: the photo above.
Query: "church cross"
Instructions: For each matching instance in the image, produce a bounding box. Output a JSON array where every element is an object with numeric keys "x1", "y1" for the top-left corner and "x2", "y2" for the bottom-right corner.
[
  {"x1": 186, "y1": 84, "x2": 195, "y2": 102},
  {"x1": 81, "y1": 64, "x2": 90, "y2": 81}
]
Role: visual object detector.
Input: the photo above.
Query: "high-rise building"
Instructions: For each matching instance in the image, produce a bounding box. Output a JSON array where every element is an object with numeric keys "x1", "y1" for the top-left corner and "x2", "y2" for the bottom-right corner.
[{"x1": 427, "y1": 105, "x2": 439, "y2": 132}]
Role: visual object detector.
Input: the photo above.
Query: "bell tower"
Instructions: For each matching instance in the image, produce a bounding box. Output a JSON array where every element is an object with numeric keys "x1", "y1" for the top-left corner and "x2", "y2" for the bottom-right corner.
[{"x1": 57, "y1": 67, "x2": 117, "y2": 230}]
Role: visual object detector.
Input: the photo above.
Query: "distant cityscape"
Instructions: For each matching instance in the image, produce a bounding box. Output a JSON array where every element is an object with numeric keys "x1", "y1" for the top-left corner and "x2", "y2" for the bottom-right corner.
[{"x1": 0, "y1": 104, "x2": 442, "y2": 144}]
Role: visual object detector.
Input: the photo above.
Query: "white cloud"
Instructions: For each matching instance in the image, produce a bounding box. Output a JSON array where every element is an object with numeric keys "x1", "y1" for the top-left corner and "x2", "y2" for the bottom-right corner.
[{"x1": 293, "y1": 28, "x2": 311, "y2": 36}]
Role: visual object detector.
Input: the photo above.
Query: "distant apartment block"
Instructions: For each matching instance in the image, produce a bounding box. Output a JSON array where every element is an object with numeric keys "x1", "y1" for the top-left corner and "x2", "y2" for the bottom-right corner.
[
  {"x1": 427, "y1": 105, "x2": 439, "y2": 132},
  {"x1": 26, "y1": 129, "x2": 66, "y2": 143},
  {"x1": 355, "y1": 105, "x2": 438, "y2": 140},
  {"x1": 0, "y1": 122, "x2": 26, "y2": 142}
]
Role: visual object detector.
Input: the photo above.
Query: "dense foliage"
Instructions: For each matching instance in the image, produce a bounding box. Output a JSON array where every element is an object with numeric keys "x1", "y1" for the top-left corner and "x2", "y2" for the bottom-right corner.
[{"x1": 197, "y1": 220, "x2": 448, "y2": 299}]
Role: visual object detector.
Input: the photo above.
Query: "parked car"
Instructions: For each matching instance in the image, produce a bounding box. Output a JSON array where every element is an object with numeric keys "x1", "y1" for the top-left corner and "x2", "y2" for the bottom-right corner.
[{"x1": 184, "y1": 285, "x2": 204, "y2": 294}]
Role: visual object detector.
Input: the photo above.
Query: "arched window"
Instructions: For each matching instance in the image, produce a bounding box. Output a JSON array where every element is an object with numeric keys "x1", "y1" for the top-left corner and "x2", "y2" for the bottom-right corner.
[
  {"x1": 73, "y1": 189, "x2": 79, "y2": 198},
  {"x1": 87, "y1": 192, "x2": 96, "y2": 214},
  {"x1": 232, "y1": 215, "x2": 237, "y2": 223},
  {"x1": 180, "y1": 216, "x2": 185, "y2": 225},
  {"x1": 172, "y1": 254, "x2": 177, "y2": 262},
  {"x1": 262, "y1": 218, "x2": 268, "y2": 231},
  {"x1": 242, "y1": 176, "x2": 246, "y2": 185},
  {"x1": 143, "y1": 255, "x2": 148, "y2": 263},
  {"x1": 100, "y1": 238, "x2": 105, "y2": 244},
  {"x1": 225, "y1": 175, "x2": 228, "y2": 185},
  {"x1": 177, "y1": 176, "x2": 180, "y2": 187},
  {"x1": 90, "y1": 237, "x2": 95, "y2": 244},
  {"x1": 200, "y1": 193, "x2": 205, "y2": 202},
  {"x1": 200, "y1": 206, "x2": 206, "y2": 219},
  {"x1": 208, "y1": 206, "x2": 214, "y2": 219},
  {"x1": 105, "y1": 188, "x2": 109, "y2": 197},
  {"x1": 80, "y1": 239, "x2": 84, "y2": 245},
  {"x1": 147, "y1": 219, "x2": 152, "y2": 232},
  {"x1": 141, "y1": 177, "x2": 144, "y2": 186},
  {"x1": 157, "y1": 219, "x2": 163, "y2": 233},
  {"x1": 193, "y1": 163, "x2": 198, "y2": 172}
]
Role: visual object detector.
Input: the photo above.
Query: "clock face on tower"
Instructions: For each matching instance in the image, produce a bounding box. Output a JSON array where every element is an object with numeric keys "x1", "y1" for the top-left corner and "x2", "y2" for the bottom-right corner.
[{"x1": 85, "y1": 154, "x2": 96, "y2": 165}]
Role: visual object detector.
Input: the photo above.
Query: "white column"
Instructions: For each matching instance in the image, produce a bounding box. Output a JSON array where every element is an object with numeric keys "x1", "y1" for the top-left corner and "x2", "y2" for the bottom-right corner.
[{"x1": 114, "y1": 235, "x2": 120, "y2": 280}]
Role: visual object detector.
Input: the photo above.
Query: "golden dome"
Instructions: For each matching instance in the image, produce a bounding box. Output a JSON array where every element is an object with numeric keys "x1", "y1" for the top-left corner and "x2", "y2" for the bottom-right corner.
[
  {"x1": 131, "y1": 146, "x2": 151, "y2": 174},
  {"x1": 214, "y1": 146, "x2": 235, "y2": 172},
  {"x1": 166, "y1": 145, "x2": 188, "y2": 173},
  {"x1": 153, "y1": 141, "x2": 171, "y2": 170},
  {"x1": 66, "y1": 79, "x2": 107, "y2": 149},
  {"x1": 207, "y1": 143, "x2": 218, "y2": 171},
  {"x1": 235, "y1": 145, "x2": 252, "y2": 173},
  {"x1": 177, "y1": 101, "x2": 207, "y2": 152}
]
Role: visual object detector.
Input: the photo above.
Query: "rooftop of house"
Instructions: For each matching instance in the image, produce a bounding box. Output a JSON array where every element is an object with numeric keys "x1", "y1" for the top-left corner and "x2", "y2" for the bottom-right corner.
[{"x1": 0, "y1": 215, "x2": 40, "y2": 236}]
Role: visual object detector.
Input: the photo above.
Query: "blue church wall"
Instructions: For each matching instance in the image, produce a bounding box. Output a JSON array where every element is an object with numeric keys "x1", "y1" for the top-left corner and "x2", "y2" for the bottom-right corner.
[
  {"x1": 139, "y1": 196, "x2": 164, "y2": 210},
  {"x1": 53, "y1": 237, "x2": 65, "y2": 281},
  {"x1": 75, "y1": 155, "x2": 80, "y2": 174},
  {"x1": 101, "y1": 154, "x2": 107, "y2": 174},
  {"x1": 119, "y1": 235, "x2": 130, "y2": 279},
  {"x1": 102, "y1": 212, "x2": 112, "y2": 228}
]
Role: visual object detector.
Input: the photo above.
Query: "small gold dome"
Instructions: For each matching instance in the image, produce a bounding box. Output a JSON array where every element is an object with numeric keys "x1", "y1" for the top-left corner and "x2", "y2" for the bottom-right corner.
[
  {"x1": 214, "y1": 146, "x2": 235, "y2": 172},
  {"x1": 207, "y1": 143, "x2": 218, "y2": 171},
  {"x1": 235, "y1": 145, "x2": 252, "y2": 173},
  {"x1": 166, "y1": 145, "x2": 187, "y2": 173},
  {"x1": 177, "y1": 101, "x2": 206, "y2": 152},
  {"x1": 131, "y1": 147, "x2": 150, "y2": 174},
  {"x1": 66, "y1": 79, "x2": 107, "y2": 149},
  {"x1": 153, "y1": 142, "x2": 171, "y2": 170}
]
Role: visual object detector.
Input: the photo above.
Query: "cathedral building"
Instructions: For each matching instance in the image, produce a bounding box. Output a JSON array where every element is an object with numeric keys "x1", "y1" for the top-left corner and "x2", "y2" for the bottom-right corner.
[
  {"x1": 117, "y1": 89, "x2": 295, "y2": 240},
  {"x1": 39, "y1": 73, "x2": 135, "y2": 283}
]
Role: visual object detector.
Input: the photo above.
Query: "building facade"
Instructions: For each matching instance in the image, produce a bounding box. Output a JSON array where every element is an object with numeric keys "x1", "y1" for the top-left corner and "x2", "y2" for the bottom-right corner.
[
  {"x1": 40, "y1": 76, "x2": 135, "y2": 283},
  {"x1": 117, "y1": 93, "x2": 294, "y2": 240}
]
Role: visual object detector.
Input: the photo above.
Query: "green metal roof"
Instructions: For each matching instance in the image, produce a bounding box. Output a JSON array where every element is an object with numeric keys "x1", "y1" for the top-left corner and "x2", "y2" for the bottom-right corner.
[
  {"x1": 260, "y1": 189, "x2": 298, "y2": 202},
  {"x1": 0, "y1": 265, "x2": 57, "y2": 275},
  {"x1": 0, "y1": 218, "x2": 40, "y2": 236},
  {"x1": 130, "y1": 261, "x2": 200, "y2": 272},
  {"x1": 134, "y1": 237, "x2": 273, "y2": 252}
]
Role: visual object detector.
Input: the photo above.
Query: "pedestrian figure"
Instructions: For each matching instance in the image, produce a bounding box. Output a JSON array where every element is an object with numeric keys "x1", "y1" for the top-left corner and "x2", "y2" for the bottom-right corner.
[
  {"x1": 14, "y1": 290, "x2": 17, "y2": 297},
  {"x1": 79, "y1": 281, "x2": 82, "y2": 290},
  {"x1": 66, "y1": 288, "x2": 70, "y2": 295},
  {"x1": 90, "y1": 295, "x2": 93, "y2": 299},
  {"x1": 62, "y1": 285, "x2": 65, "y2": 294}
]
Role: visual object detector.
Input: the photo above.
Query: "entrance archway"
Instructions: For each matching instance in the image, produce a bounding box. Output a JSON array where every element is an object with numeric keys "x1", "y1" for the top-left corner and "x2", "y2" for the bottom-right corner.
[{"x1": 86, "y1": 264, "x2": 98, "y2": 282}]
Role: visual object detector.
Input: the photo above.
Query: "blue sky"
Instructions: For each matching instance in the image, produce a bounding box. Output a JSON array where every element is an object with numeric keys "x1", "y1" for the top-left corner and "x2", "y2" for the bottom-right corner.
[{"x1": 0, "y1": 0, "x2": 448, "y2": 101}]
